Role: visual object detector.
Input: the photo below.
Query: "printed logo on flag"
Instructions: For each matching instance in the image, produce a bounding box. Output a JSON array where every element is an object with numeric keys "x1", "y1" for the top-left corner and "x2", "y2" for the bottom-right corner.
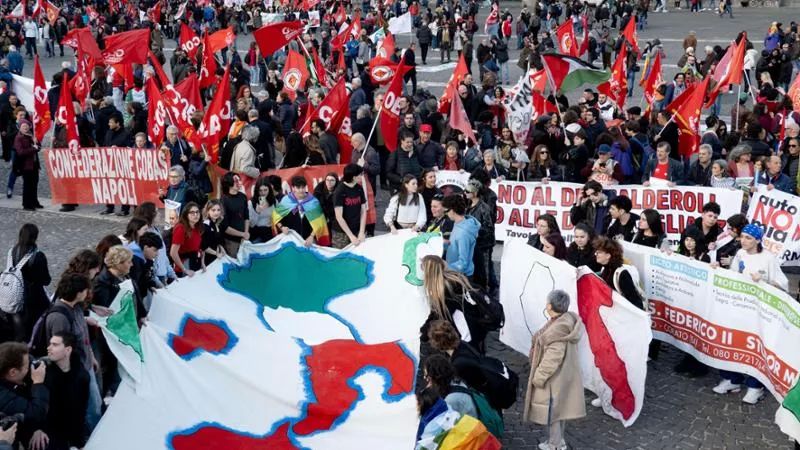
[{"x1": 283, "y1": 69, "x2": 303, "y2": 91}]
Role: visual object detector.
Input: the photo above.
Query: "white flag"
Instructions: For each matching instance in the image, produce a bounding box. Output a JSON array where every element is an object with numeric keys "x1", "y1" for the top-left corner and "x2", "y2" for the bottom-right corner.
[{"x1": 388, "y1": 12, "x2": 412, "y2": 35}]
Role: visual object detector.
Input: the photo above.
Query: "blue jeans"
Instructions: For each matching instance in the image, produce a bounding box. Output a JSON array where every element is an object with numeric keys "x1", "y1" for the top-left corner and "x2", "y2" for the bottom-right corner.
[
  {"x1": 499, "y1": 61, "x2": 510, "y2": 84},
  {"x1": 86, "y1": 369, "x2": 102, "y2": 434},
  {"x1": 627, "y1": 70, "x2": 636, "y2": 97},
  {"x1": 7, "y1": 151, "x2": 16, "y2": 193},
  {"x1": 719, "y1": 370, "x2": 764, "y2": 388}
]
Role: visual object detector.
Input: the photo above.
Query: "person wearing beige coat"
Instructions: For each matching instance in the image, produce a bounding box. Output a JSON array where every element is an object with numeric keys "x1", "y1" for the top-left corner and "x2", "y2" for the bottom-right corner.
[
  {"x1": 230, "y1": 125, "x2": 262, "y2": 179},
  {"x1": 523, "y1": 290, "x2": 585, "y2": 450}
]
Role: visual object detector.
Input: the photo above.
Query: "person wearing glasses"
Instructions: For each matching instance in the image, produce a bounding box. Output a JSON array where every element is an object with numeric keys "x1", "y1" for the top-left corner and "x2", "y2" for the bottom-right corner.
[
  {"x1": 169, "y1": 202, "x2": 205, "y2": 278},
  {"x1": 780, "y1": 135, "x2": 800, "y2": 186},
  {"x1": 158, "y1": 166, "x2": 198, "y2": 211},
  {"x1": 529, "y1": 145, "x2": 561, "y2": 183}
]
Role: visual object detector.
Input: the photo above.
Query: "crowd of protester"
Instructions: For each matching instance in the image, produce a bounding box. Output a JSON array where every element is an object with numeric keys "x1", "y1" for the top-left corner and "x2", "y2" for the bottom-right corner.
[{"x1": 0, "y1": 0, "x2": 797, "y2": 448}]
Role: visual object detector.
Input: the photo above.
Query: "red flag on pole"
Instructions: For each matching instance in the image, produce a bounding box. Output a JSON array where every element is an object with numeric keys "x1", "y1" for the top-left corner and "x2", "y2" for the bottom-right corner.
[
  {"x1": 253, "y1": 21, "x2": 304, "y2": 58},
  {"x1": 377, "y1": 31, "x2": 396, "y2": 58},
  {"x1": 368, "y1": 57, "x2": 399, "y2": 85},
  {"x1": 179, "y1": 23, "x2": 201, "y2": 59},
  {"x1": 665, "y1": 77, "x2": 710, "y2": 159},
  {"x1": 336, "y1": 103, "x2": 354, "y2": 164},
  {"x1": 620, "y1": 16, "x2": 639, "y2": 55},
  {"x1": 198, "y1": 66, "x2": 231, "y2": 163},
  {"x1": 310, "y1": 46, "x2": 328, "y2": 87},
  {"x1": 449, "y1": 91, "x2": 477, "y2": 146},
  {"x1": 198, "y1": 32, "x2": 218, "y2": 89},
  {"x1": 281, "y1": 49, "x2": 310, "y2": 101},
  {"x1": 704, "y1": 38, "x2": 746, "y2": 108},
  {"x1": 554, "y1": 20, "x2": 578, "y2": 57},
  {"x1": 55, "y1": 72, "x2": 79, "y2": 151},
  {"x1": 641, "y1": 52, "x2": 663, "y2": 117},
  {"x1": 578, "y1": 15, "x2": 589, "y2": 57},
  {"x1": 207, "y1": 27, "x2": 235, "y2": 53},
  {"x1": 147, "y1": 1, "x2": 162, "y2": 23},
  {"x1": 145, "y1": 77, "x2": 173, "y2": 147},
  {"x1": 102, "y1": 29, "x2": 150, "y2": 65},
  {"x1": 438, "y1": 54, "x2": 469, "y2": 113},
  {"x1": 597, "y1": 45, "x2": 628, "y2": 109},
  {"x1": 32, "y1": 56, "x2": 51, "y2": 143},
  {"x1": 379, "y1": 58, "x2": 410, "y2": 152}
]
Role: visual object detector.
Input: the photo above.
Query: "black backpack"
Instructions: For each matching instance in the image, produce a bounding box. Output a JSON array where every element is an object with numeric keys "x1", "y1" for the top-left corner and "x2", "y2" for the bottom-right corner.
[
  {"x1": 463, "y1": 288, "x2": 505, "y2": 332},
  {"x1": 29, "y1": 302, "x2": 76, "y2": 358},
  {"x1": 218, "y1": 135, "x2": 242, "y2": 170},
  {"x1": 454, "y1": 344, "x2": 519, "y2": 410}
]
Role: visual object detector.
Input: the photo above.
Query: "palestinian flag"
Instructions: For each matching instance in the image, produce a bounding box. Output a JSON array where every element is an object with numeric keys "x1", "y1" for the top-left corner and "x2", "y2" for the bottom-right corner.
[{"x1": 541, "y1": 53, "x2": 610, "y2": 93}]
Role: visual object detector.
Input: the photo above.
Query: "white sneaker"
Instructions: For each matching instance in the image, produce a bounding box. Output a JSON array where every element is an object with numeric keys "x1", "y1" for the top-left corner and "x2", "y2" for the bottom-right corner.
[
  {"x1": 591, "y1": 397, "x2": 602, "y2": 407},
  {"x1": 742, "y1": 387, "x2": 765, "y2": 404},
  {"x1": 712, "y1": 379, "x2": 742, "y2": 394},
  {"x1": 538, "y1": 442, "x2": 567, "y2": 450}
]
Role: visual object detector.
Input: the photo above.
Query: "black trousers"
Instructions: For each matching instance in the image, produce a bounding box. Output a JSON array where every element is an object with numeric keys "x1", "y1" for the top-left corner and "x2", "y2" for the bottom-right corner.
[
  {"x1": 21, "y1": 169, "x2": 38, "y2": 209},
  {"x1": 404, "y1": 69, "x2": 417, "y2": 94},
  {"x1": 420, "y1": 44, "x2": 429, "y2": 63}
]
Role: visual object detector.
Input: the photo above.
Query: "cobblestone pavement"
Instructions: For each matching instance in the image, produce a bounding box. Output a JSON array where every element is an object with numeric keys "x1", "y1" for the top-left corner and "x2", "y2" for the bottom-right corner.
[{"x1": 3, "y1": 5, "x2": 799, "y2": 448}]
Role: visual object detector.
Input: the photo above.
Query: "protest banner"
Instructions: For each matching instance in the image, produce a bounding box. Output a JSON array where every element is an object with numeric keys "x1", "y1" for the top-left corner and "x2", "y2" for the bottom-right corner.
[
  {"x1": 747, "y1": 186, "x2": 800, "y2": 266},
  {"x1": 43, "y1": 147, "x2": 170, "y2": 205},
  {"x1": 88, "y1": 231, "x2": 442, "y2": 450},
  {"x1": 491, "y1": 181, "x2": 743, "y2": 245},
  {"x1": 499, "y1": 241, "x2": 650, "y2": 426},
  {"x1": 622, "y1": 242, "x2": 800, "y2": 403}
]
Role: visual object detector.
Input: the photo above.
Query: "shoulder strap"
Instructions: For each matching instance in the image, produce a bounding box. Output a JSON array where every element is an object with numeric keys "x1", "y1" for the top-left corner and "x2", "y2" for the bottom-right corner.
[{"x1": 9, "y1": 249, "x2": 35, "y2": 271}]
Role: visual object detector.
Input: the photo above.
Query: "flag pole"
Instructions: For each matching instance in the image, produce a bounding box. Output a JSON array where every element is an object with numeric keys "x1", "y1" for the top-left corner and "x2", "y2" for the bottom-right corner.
[
  {"x1": 366, "y1": 105, "x2": 383, "y2": 146},
  {"x1": 540, "y1": 58, "x2": 568, "y2": 138},
  {"x1": 735, "y1": 82, "x2": 742, "y2": 132},
  {"x1": 295, "y1": 37, "x2": 319, "y2": 84}
]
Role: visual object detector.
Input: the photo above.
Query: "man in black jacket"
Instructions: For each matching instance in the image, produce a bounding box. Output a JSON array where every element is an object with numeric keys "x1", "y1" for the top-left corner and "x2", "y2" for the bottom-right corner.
[
  {"x1": 0, "y1": 342, "x2": 48, "y2": 448},
  {"x1": 386, "y1": 131, "x2": 422, "y2": 192},
  {"x1": 654, "y1": 110, "x2": 680, "y2": 160},
  {"x1": 686, "y1": 144, "x2": 713, "y2": 186},
  {"x1": 101, "y1": 112, "x2": 133, "y2": 215},
  {"x1": 248, "y1": 109, "x2": 274, "y2": 170}
]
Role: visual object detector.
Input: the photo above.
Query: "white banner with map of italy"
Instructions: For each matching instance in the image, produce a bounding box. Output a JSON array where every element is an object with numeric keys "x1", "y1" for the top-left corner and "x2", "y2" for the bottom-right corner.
[
  {"x1": 490, "y1": 181, "x2": 743, "y2": 246},
  {"x1": 746, "y1": 186, "x2": 800, "y2": 266},
  {"x1": 622, "y1": 242, "x2": 800, "y2": 407},
  {"x1": 87, "y1": 231, "x2": 442, "y2": 450},
  {"x1": 499, "y1": 241, "x2": 651, "y2": 426}
]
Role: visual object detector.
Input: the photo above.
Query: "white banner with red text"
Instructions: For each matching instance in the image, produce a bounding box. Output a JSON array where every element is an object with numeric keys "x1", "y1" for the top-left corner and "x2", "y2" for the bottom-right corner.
[
  {"x1": 746, "y1": 186, "x2": 800, "y2": 266},
  {"x1": 490, "y1": 180, "x2": 743, "y2": 245},
  {"x1": 622, "y1": 242, "x2": 800, "y2": 404}
]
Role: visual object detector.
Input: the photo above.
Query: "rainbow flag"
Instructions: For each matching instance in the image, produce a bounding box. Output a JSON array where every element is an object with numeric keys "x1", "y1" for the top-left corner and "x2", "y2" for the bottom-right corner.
[
  {"x1": 418, "y1": 413, "x2": 501, "y2": 450},
  {"x1": 272, "y1": 193, "x2": 330, "y2": 246}
]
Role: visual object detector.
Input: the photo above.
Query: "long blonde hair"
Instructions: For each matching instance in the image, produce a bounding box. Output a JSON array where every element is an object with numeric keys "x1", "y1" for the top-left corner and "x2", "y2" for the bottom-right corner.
[{"x1": 421, "y1": 255, "x2": 472, "y2": 321}]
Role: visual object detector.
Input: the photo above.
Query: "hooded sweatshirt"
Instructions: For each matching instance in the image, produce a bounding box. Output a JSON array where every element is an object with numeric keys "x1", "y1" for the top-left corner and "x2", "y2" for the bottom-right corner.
[{"x1": 446, "y1": 215, "x2": 480, "y2": 276}]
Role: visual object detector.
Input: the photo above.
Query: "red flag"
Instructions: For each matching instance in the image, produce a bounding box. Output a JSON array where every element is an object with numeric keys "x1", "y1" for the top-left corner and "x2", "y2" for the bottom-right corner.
[
  {"x1": 438, "y1": 53, "x2": 469, "y2": 113},
  {"x1": 179, "y1": 23, "x2": 201, "y2": 59},
  {"x1": 148, "y1": 50, "x2": 171, "y2": 88},
  {"x1": 311, "y1": 78, "x2": 349, "y2": 131},
  {"x1": 208, "y1": 27, "x2": 235, "y2": 53},
  {"x1": 788, "y1": 72, "x2": 800, "y2": 113},
  {"x1": 368, "y1": 57, "x2": 399, "y2": 85},
  {"x1": 32, "y1": 56, "x2": 51, "y2": 143},
  {"x1": 147, "y1": 1, "x2": 162, "y2": 23},
  {"x1": 336, "y1": 103, "x2": 354, "y2": 164},
  {"x1": 597, "y1": 45, "x2": 628, "y2": 109},
  {"x1": 68, "y1": 69, "x2": 90, "y2": 106},
  {"x1": 337, "y1": 49, "x2": 346, "y2": 73},
  {"x1": 530, "y1": 69, "x2": 548, "y2": 92},
  {"x1": 532, "y1": 91, "x2": 557, "y2": 120},
  {"x1": 63, "y1": 28, "x2": 102, "y2": 63},
  {"x1": 350, "y1": 12, "x2": 362, "y2": 39},
  {"x1": 145, "y1": 77, "x2": 173, "y2": 146},
  {"x1": 331, "y1": 14, "x2": 358, "y2": 50},
  {"x1": 102, "y1": 29, "x2": 150, "y2": 65},
  {"x1": 6, "y1": 0, "x2": 26, "y2": 19},
  {"x1": 310, "y1": 46, "x2": 327, "y2": 87},
  {"x1": 175, "y1": 0, "x2": 188, "y2": 20},
  {"x1": 253, "y1": 21, "x2": 304, "y2": 58},
  {"x1": 55, "y1": 72, "x2": 79, "y2": 151},
  {"x1": 174, "y1": 74, "x2": 202, "y2": 112},
  {"x1": 555, "y1": 20, "x2": 577, "y2": 57},
  {"x1": 281, "y1": 49, "x2": 310, "y2": 100},
  {"x1": 31, "y1": 0, "x2": 42, "y2": 16},
  {"x1": 578, "y1": 15, "x2": 589, "y2": 57},
  {"x1": 198, "y1": 66, "x2": 231, "y2": 163},
  {"x1": 333, "y1": 3, "x2": 346, "y2": 25},
  {"x1": 620, "y1": 16, "x2": 639, "y2": 55},
  {"x1": 377, "y1": 31, "x2": 396, "y2": 59},
  {"x1": 43, "y1": 0, "x2": 58, "y2": 25},
  {"x1": 641, "y1": 52, "x2": 663, "y2": 116},
  {"x1": 380, "y1": 58, "x2": 411, "y2": 152},
  {"x1": 198, "y1": 32, "x2": 218, "y2": 89},
  {"x1": 449, "y1": 91, "x2": 478, "y2": 146},
  {"x1": 665, "y1": 77, "x2": 710, "y2": 159},
  {"x1": 705, "y1": 38, "x2": 746, "y2": 108}
]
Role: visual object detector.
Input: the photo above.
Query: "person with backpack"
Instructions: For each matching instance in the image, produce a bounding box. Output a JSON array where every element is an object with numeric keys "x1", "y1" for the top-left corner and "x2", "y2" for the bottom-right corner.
[
  {"x1": 419, "y1": 255, "x2": 503, "y2": 353},
  {"x1": 422, "y1": 354, "x2": 504, "y2": 439},
  {"x1": 1, "y1": 223, "x2": 50, "y2": 343},
  {"x1": 428, "y1": 320, "x2": 519, "y2": 413},
  {"x1": 465, "y1": 180, "x2": 495, "y2": 291},
  {"x1": 523, "y1": 289, "x2": 585, "y2": 450}
]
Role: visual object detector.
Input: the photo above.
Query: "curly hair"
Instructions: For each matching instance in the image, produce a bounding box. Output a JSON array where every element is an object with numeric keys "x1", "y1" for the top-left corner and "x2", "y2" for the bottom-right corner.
[{"x1": 427, "y1": 320, "x2": 460, "y2": 352}]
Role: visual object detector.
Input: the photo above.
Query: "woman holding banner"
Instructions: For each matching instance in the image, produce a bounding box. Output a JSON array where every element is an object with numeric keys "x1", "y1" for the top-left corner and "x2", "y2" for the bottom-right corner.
[{"x1": 713, "y1": 224, "x2": 787, "y2": 404}]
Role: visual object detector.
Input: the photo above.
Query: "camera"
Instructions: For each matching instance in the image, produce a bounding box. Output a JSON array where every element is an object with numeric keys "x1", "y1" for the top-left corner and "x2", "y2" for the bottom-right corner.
[{"x1": 0, "y1": 413, "x2": 24, "y2": 431}]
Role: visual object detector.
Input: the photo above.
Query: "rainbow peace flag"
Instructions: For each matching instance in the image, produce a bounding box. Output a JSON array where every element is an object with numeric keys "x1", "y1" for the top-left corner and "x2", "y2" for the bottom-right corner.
[
  {"x1": 418, "y1": 413, "x2": 501, "y2": 450},
  {"x1": 272, "y1": 193, "x2": 330, "y2": 246}
]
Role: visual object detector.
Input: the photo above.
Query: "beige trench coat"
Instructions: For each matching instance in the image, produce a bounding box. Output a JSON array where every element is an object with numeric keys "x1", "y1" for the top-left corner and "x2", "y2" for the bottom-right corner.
[{"x1": 523, "y1": 311, "x2": 586, "y2": 425}]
